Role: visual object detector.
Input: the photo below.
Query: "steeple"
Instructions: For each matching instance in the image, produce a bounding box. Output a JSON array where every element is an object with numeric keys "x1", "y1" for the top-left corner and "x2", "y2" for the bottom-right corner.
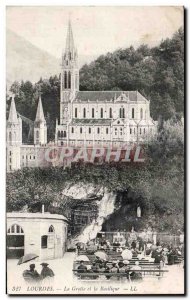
[
  {"x1": 8, "y1": 96, "x2": 18, "y2": 123},
  {"x1": 60, "y1": 19, "x2": 79, "y2": 124},
  {"x1": 34, "y1": 96, "x2": 47, "y2": 145},
  {"x1": 65, "y1": 19, "x2": 75, "y2": 54},
  {"x1": 35, "y1": 96, "x2": 45, "y2": 122}
]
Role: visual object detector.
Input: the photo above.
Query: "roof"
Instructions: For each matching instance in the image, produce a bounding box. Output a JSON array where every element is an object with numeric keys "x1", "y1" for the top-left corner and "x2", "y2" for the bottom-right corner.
[
  {"x1": 7, "y1": 212, "x2": 68, "y2": 222},
  {"x1": 35, "y1": 96, "x2": 45, "y2": 122},
  {"x1": 70, "y1": 119, "x2": 112, "y2": 126},
  {"x1": 8, "y1": 97, "x2": 19, "y2": 123},
  {"x1": 74, "y1": 91, "x2": 148, "y2": 103}
]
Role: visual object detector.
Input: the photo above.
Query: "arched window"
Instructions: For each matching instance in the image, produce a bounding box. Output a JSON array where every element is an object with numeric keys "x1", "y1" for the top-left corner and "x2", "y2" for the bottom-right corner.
[
  {"x1": 119, "y1": 108, "x2": 122, "y2": 118},
  {"x1": 71, "y1": 127, "x2": 74, "y2": 133},
  {"x1": 9, "y1": 132, "x2": 12, "y2": 142},
  {"x1": 100, "y1": 108, "x2": 103, "y2": 118},
  {"x1": 7, "y1": 224, "x2": 24, "y2": 235},
  {"x1": 68, "y1": 71, "x2": 71, "y2": 89},
  {"x1": 75, "y1": 108, "x2": 77, "y2": 118},
  {"x1": 92, "y1": 108, "x2": 94, "y2": 118},
  {"x1": 64, "y1": 71, "x2": 67, "y2": 89},
  {"x1": 63, "y1": 131, "x2": 67, "y2": 138},
  {"x1": 80, "y1": 127, "x2": 82, "y2": 134},
  {"x1": 132, "y1": 108, "x2": 135, "y2": 119},
  {"x1": 48, "y1": 225, "x2": 55, "y2": 233},
  {"x1": 140, "y1": 108, "x2": 143, "y2": 119},
  {"x1": 109, "y1": 108, "x2": 113, "y2": 118},
  {"x1": 97, "y1": 128, "x2": 100, "y2": 134},
  {"x1": 83, "y1": 108, "x2": 86, "y2": 118}
]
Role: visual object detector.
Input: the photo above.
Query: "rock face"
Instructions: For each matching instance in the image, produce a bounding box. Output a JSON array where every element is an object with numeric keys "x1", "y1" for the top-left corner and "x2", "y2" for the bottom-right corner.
[{"x1": 56, "y1": 183, "x2": 117, "y2": 242}]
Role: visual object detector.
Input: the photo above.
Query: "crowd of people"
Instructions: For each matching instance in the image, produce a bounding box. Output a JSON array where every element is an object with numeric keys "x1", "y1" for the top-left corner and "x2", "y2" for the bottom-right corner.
[
  {"x1": 22, "y1": 263, "x2": 54, "y2": 283},
  {"x1": 77, "y1": 259, "x2": 143, "y2": 281},
  {"x1": 75, "y1": 228, "x2": 184, "y2": 281}
]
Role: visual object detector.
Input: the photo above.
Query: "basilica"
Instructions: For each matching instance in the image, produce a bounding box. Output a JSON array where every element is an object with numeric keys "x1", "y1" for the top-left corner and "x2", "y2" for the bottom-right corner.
[{"x1": 6, "y1": 21, "x2": 157, "y2": 172}]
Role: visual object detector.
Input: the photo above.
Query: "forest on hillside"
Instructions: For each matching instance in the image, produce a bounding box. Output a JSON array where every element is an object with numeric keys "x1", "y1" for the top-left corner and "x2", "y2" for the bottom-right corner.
[{"x1": 7, "y1": 27, "x2": 184, "y2": 142}]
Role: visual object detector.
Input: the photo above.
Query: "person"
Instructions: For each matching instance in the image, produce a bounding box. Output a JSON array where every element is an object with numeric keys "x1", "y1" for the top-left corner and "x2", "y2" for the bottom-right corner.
[
  {"x1": 77, "y1": 260, "x2": 88, "y2": 273},
  {"x1": 40, "y1": 263, "x2": 55, "y2": 280},
  {"x1": 23, "y1": 264, "x2": 40, "y2": 283},
  {"x1": 129, "y1": 261, "x2": 142, "y2": 281}
]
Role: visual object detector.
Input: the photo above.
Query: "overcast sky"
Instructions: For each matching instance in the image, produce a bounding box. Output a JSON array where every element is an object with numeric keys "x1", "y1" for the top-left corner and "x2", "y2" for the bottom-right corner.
[{"x1": 6, "y1": 6, "x2": 183, "y2": 58}]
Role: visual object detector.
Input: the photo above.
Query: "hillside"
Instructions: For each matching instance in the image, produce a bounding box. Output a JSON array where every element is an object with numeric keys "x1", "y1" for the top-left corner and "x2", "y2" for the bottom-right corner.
[{"x1": 6, "y1": 29, "x2": 96, "y2": 86}]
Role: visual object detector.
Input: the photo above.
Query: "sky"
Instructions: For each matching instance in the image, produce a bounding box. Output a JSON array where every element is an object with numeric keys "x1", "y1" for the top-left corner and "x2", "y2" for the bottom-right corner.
[{"x1": 6, "y1": 6, "x2": 183, "y2": 58}]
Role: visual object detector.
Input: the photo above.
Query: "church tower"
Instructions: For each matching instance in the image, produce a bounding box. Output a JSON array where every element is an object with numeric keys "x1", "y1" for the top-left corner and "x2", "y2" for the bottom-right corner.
[
  {"x1": 34, "y1": 96, "x2": 47, "y2": 145},
  {"x1": 6, "y1": 96, "x2": 22, "y2": 171},
  {"x1": 60, "y1": 20, "x2": 79, "y2": 124}
]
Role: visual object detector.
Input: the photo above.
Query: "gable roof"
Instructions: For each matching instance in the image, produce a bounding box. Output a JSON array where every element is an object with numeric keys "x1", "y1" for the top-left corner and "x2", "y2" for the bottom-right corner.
[{"x1": 74, "y1": 91, "x2": 148, "y2": 103}]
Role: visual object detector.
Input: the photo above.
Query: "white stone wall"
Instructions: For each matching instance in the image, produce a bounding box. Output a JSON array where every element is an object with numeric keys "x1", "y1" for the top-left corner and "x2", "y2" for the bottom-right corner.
[{"x1": 7, "y1": 215, "x2": 68, "y2": 260}]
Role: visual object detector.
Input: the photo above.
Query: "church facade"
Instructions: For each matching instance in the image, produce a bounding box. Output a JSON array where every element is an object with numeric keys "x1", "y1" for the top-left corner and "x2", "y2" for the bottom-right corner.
[{"x1": 6, "y1": 21, "x2": 157, "y2": 172}]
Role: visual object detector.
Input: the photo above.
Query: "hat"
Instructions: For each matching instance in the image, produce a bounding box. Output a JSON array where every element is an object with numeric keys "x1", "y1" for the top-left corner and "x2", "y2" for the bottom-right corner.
[
  {"x1": 123, "y1": 260, "x2": 129, "y2": 265},
  {"x1": 40, "y1": 262, "x2": 49, "y2": 267}
]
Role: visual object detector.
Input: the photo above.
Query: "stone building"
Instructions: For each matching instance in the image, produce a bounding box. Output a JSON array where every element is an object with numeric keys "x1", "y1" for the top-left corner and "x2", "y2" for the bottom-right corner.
[
  {"x1": 7, "y1": 212, "x2": 68, "y2": 260},
  {"x1": 6, "y1": 20, "x2": 157, "y2": 172}
]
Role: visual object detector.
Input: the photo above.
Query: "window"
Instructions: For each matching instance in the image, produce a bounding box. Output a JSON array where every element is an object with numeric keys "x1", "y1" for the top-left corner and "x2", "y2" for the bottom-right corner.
[
  {"x1": 140, "y1": 108, "x2": 143, "y2": 119},
  {"x1": 144, "y1": 128, "x2": 146, "y2": 134},
  {"x1": 36, "y1": 131, "x2": 39, "y2": 138},
  {"x1": 63, "y1": 131, "x2": 67, "y2": 138},
  {"x1": 68, "y1": 71, "x2": 71, "y2": 89},
  {"x1": 75, "y1": 108, "x2": 77, "y2": 118},
  {"x1": 41, "y1": 235, "x2": 48, "y2": 249},
  {"x1": 83, "y1": 108, "x2": 86, "y2": 118},
  {"x1": 48, "y1": 225, "x2": 55, "y2": 233},
  {"x1": 140, "y1": 128, "x2": 142, "y2": 135},
  {"x1": 58, "y1": 131, "x2": 61, "y2": 138},
  {"x1": 89, "y1": 128, "x2": 91, "y2": 134},
  {"x1": 33, "y1": 156, "x2": 35, "y2": 159},
  {"x1": 97, "y1": 128, "x2": 100, "y2": 134},
  {"x1": 9, "y1": 158, "x2": 11, "y2": 163},
  {"x1": 109, "y1": 108, "x2": 113, "y2": 118},
  {"x1": 132, "y1": 108, "x2": 135, "y2": 119},
  {"x1": 92, "y1": 108, "x2": 94, "y2": 118},
  {"x1": 71, "y1": 127, "x2": 74, "y2": 133},
  {"x1": 64, "y1": 71, "x2": 67, "y2": 89},
  {"x1": 130, "y1": 128, "x2": 132, "y2": 134},
  {"x1": 80, "y1": 127, "x2": 82, "y2": 134},
  {"x1": 9, "y1": 132, "x2": 12, "y2": 142},
  {"x1": 10, "y1": 151, "x2": 11, "y2": 156},
  {"x1": 106, "y1": 128, "x2": 108, "y2": 134},
  {"x1": 119, "y1": 108, "x2": 125, "y2": 118},
  {"x1": 61, "y1": 131, "x2": 63, "y2": 138},
  {"x1": 7, "y1": 224, "x2": 24, "y2": 235},
  {"x1": 101, "y1": 108, "x2": 103, "y2": 118}
]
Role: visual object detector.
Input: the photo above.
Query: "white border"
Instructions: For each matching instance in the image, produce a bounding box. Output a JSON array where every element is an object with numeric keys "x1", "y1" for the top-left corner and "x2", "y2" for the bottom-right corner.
[{"x1": 0, "y1": 0, "x2": 189, "y2": 299}]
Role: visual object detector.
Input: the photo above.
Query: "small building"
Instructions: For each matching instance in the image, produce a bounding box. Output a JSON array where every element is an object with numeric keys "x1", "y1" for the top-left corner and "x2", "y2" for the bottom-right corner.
[{"x1": 7, "y1": 212, "x2": 68, "y2": 260}]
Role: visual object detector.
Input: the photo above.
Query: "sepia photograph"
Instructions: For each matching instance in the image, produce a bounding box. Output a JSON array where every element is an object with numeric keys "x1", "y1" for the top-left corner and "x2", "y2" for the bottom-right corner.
[{"x1": 6, "y1": 6, "x2": 185, "y2": 295}]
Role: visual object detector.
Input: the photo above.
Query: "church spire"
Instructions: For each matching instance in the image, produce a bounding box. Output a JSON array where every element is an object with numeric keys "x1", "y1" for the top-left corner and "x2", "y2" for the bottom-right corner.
[
  {"x1": 8, "y1": 96, "x2": 18, "y2": 123},
  {"x1": 65, "y1": 19, "x2": 75, "y2": 53},
  {"x1": 35, "y1": 96, "x2": 45, "y2": 122}
]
